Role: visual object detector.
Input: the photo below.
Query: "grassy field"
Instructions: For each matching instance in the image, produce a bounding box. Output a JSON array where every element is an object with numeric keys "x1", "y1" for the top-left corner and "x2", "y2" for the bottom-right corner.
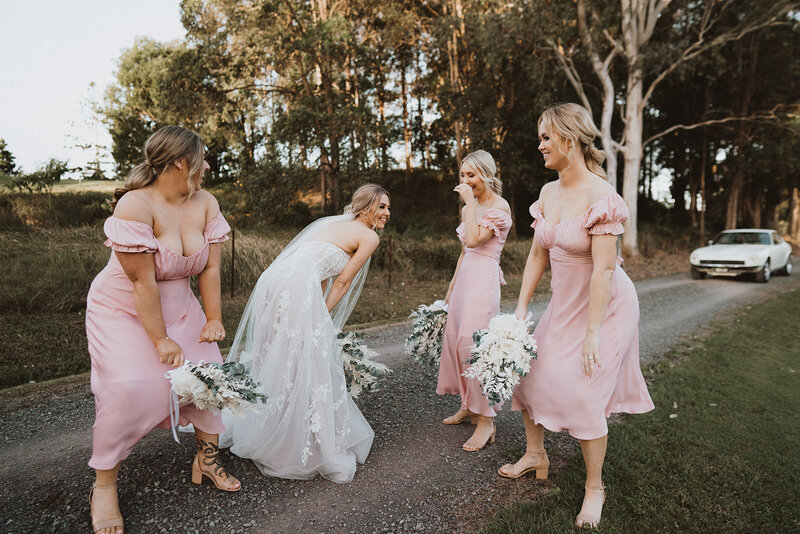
[{"x1": 482, "y1": 287, "x2": 800, "y2": 533}]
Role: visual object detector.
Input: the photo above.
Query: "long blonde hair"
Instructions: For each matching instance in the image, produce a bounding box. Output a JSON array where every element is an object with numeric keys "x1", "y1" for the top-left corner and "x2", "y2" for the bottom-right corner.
[
  {"x1": 461, "y1": 150, "x2": 502, "y2": 195},
  {"x1": 344, "y1": 183, "x2": 389, "y2": 228},
  {"x1": 538, "y1": 103, "x2": 607, "y2": 179},
  {"x1": 110, "y1": 125, "x2": 205, "y2": 209}
]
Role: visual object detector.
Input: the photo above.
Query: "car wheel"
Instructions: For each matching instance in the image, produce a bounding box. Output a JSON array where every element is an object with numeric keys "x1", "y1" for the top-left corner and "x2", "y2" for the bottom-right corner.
[
  {"x1": 776, "y1": 256, "x2": 792, "y2": 276},
  {"x1": 690, "y1": 267, "x2": 706, "y2": 280},
  {"x1": 754, "y1": 260, "x2": 770, "y2": 283}
]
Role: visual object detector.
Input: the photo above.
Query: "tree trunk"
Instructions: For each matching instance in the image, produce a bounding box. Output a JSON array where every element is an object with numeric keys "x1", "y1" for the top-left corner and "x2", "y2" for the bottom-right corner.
[
  {"x1": 377, "y1": 58, "x2": 388, "y2": 171},
  {"x1": 789, "y1": 187, "x2": 800, "y2": 241},
  {"x1": 401, "y1": 61, "x2": 413, "y2": 178},
  {"x1": 725, "y1": 172, "x2": 743, "y2": 229},
  {"x1": 447, "y1": 0, "x2": 465, "y2": 168},
  {"x1": 726, "y1": 36, "x2": 758, "y2": 229},
  {"x1": 726, "y1": 121, "x2": 748, "y2": 229},
  {"x1": 620, "y1": 73, "x2": 643, "y2": 257},
  {"x1": 415, "y1": 47, "x2": 429, "y2": 170},
  {"x1": 699, "y1": 129, "x2": 708, "y2": 242},
  {"x1": 751, "y1": 192, "x2": 763, "y2": 228},
  {"x1": 319, "y1": 155, "x2": 329, "y2": 212},
  {"x1": 576, "y1": 0, "x2": 618, "y2": 188}
]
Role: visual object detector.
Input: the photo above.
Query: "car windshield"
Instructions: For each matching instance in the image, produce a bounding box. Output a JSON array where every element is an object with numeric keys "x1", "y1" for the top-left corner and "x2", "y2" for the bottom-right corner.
[{"x1": 714, "y1": 232, "x2": 770, "y2": 245}]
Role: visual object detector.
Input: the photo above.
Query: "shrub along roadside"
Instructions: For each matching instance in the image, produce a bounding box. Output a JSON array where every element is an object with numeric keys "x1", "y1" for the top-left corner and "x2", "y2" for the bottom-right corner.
[
  {"x1": 482, "y1": 288, "x2": 800, "y2": 533},
  {"x1": 0, "y1": 192, "x2": 111, "y2": 229}
]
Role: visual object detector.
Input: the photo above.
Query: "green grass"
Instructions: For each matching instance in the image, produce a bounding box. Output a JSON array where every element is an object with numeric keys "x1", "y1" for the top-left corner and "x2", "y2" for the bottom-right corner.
[
  {"x1": 0, "y1": 312, "x2": 89, "y2": 388},
  {"x1": 482, "y1": 288, "x2": 800, "y2": 533}
]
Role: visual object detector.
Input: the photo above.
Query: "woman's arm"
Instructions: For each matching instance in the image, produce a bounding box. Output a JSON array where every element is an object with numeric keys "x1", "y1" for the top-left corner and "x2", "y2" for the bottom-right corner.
[
  {"x1": 325, "y1": 232, "x2": 380, "y2": 312},
  {"x1": 116, "y1": 252, "x2": 185, "y2": 367},
  {"x1": 454, "y1": 185, "x2": 496, "y2": 248},
  {"x1": 514, "y1": 237, "x2": 550, "y2": 320},
  {"x1": 581, "y1": 234, "x2": 618, "y2": 377},
  {"x1": 197, "y1": 242, "x2": 225, "y2": 343},
  {"x1": 445, "y1": 248, "x2": 466, "y2": 303}
]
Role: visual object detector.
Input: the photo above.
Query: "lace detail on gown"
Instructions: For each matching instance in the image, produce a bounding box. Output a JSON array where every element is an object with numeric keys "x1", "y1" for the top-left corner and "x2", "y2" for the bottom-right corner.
[{"x1": 220, "y1": 240, "x2": 374, "y2": 483}]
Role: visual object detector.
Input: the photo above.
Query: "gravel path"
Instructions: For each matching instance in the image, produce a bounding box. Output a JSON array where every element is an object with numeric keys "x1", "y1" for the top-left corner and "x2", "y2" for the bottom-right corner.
[{"x1": 2, "y1": 272, "x2": 798, "y2": 533}]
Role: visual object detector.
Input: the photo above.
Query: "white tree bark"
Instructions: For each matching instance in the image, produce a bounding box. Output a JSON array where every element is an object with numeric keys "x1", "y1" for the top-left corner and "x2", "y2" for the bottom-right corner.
[{"x1": 553, "y1": 0, "x2": 792, "y2": 257}]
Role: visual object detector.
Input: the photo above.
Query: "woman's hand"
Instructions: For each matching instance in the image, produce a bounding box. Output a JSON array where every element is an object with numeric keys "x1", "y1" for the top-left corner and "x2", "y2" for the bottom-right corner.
[
  {"x1": 581, "y1": 332, "x2": 601, "y2": 377},
  {"x1": 199, "y1": 318, "x2": 226, "y2": 344},
  {"x1": 156, "y1": 337, "x2": 185, "y2": 367},
  {"x1": 453, "y1": 183, "x2": 476, "y2": 205},
  {"x1": 515, "y1": 305, "x2": 528, "y2": 321}
]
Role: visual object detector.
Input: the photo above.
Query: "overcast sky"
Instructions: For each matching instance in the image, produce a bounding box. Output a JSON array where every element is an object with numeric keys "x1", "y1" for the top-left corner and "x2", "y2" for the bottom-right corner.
[{"x1": 0, "y1": 0, "x2": 185, "y2": 173}]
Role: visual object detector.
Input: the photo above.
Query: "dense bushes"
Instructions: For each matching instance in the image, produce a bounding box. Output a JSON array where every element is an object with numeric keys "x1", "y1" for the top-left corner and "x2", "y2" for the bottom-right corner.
[{"x1": 0, "y1": 192, "x2": 111, "y2": 229}]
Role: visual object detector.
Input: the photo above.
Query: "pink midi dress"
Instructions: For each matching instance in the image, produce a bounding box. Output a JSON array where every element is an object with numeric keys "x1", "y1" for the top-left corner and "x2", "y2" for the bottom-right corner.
[
  {"x1": 512, "y1": 192, "x2": 654, "y2": 440},
  {"x1": 85, "y1": 213, "x2": 231, "y2": 470},
  {"x1": 437, "y1": 209, "x2": 512, "y2": 418}
]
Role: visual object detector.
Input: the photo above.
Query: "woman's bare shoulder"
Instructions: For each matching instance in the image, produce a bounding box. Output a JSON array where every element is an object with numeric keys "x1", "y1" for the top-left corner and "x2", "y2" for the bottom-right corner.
[
  {"x1": 193, "y1": 189, "x2": 221, "y2": 222},
  {"x1": 587, "y1": 176, "x2": 616, "y2": 204},
  {"x1": 490, "y1": 196, "x2": 512, "y2": 216},
  {"x1": 113, "y1": 190, "x2": 153, "y2": 225}
]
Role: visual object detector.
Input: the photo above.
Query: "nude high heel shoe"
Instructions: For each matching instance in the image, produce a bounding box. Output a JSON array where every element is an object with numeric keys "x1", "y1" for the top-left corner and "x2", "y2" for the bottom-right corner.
[
  {"x1": 191, "y1": 454, "x2": 241, "y2": 492},
  {"x1": 497, "y1": 450, "x2": 549, "y2": 480},
  {"x1": 89, "y1": 482, "x2": 124, "y2": 533},
  {"x1": 575, "y1": 484, "x2": 606, "y2": 529}
]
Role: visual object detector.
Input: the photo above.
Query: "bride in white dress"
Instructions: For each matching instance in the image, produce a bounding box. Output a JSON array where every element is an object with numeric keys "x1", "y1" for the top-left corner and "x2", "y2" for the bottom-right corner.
[{"x1": 220, "y1": 184, "x2": 390, "y2": 483}]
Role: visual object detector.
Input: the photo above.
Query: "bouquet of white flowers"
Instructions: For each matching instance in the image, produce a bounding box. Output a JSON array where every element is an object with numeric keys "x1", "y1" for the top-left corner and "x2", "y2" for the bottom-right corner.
[
  {"x1": 165, "y1": 360, "x2": 268, "y2": 419},
  {"x1": 462, "y1": 314, "x2": 537, "y2": 407},
  {"x1": 338, "y1": 331, "x2": 392, "y2": 399},
  {"x1": 405, "y1": 299, "x2": 448, "y2": 367}
]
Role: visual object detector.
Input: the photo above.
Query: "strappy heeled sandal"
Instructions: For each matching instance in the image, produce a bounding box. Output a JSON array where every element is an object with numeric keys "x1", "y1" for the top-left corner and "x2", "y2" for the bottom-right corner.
[
  {"x1": 575, "y1": 484, "x2": 606, "y2": 529},
  {"x1": 442, "y1": 410, "x2": 477, "y2": 425},
  {"x1": 191, "y1": 442, "x2": 241, "y2": 492},
  {"x1": 89, "y1": 482, "x2": 124, "y2": 533},
  {"x1": 497, "y1": 450, "x2": 549, "y2": 480}
]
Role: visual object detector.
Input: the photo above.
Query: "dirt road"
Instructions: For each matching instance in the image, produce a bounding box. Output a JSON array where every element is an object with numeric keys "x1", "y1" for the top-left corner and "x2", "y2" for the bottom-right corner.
[{"x1": 2, "y1": 272, "x2": 797, "y2": 533}]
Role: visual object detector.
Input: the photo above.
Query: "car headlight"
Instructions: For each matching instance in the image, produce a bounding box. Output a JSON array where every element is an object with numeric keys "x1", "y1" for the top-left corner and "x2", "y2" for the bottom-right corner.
[
  {"x1": 749, "y1": 254, "x2": 761, "y2": 265},
  {"x1": 690, "y1": 252, "x2": 699, "y2": 263}
]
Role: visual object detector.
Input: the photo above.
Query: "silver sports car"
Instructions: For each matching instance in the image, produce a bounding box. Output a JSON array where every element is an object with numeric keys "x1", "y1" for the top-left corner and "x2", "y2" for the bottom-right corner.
[{"x1": 689, "y1": 229, "x2": 793, "y2": 283}]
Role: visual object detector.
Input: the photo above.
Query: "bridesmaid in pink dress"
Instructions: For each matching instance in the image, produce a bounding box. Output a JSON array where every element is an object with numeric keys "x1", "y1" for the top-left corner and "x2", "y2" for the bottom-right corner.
[
  {"x1": 499, "y1": 104, "x2": 654, "y2": 529},
  {"x1": 86, "y1": 126, "x2": 240, "y2": 534},
  {"x1": 437, "y1": 150, "x2": 513, "y2": 452}
]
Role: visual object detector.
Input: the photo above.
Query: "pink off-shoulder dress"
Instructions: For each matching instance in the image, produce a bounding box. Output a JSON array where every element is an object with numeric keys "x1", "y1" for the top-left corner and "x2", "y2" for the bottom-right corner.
[
  {"x1": 437, "y1": 209, "x2": 512, "y2": 418},
  {"x1": 86, "y1": 213, "x2": 230, "y2": 470},
  {"x1": 512, "y1": 192, "x2": 654, "y2": 440}
]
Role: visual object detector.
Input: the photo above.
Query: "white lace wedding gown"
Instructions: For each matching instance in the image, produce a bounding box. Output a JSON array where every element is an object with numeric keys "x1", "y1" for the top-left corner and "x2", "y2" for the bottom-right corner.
[{"x1": 219, "y1": 240, "x2": 374, "y2": 483}]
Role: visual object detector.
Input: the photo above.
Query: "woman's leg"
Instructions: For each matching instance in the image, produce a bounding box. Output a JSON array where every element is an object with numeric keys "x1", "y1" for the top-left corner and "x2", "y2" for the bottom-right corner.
[
  {"x1": 193, "y1": 429, "x2": 241, "y2": 491},
  {"x1": 91, "y1": 463, "x2": 123, "y2": 534},
  {"x1": 462, "y1": 415, "x2": 496, "y2": 451},
  {"x1": 498, "y1": 410, "x2": 548, "y2": 477},
  {"x1": 575, "y1": 435, "x2": 608, "y2": 528}
]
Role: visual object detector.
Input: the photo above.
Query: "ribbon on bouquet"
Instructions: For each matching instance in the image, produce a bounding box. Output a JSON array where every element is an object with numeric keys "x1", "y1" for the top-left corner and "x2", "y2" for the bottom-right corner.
[{"x1": 168, "y1": 387, "x2": 181, "y2": 443}]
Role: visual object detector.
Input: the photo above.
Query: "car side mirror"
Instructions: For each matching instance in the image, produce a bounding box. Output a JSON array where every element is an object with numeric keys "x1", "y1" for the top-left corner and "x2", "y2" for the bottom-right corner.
[{"x1": 707, "y1": 240, "x2": 713, "y2": 246}]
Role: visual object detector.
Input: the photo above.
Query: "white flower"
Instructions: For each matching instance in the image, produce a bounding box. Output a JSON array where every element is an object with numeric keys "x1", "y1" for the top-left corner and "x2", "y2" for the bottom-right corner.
[
  {"x1": 338, "y1": 331, "x2": 391, "y2": 399},
  {"x1": 165, "y1": 360, "x2": 268, "y2": 418},
  {"x1": 462, "y1": 314, "x2": 537, "y2": 406},
  {"x1": 406, "y1": 300, "x2": 449, "y2": 367}
]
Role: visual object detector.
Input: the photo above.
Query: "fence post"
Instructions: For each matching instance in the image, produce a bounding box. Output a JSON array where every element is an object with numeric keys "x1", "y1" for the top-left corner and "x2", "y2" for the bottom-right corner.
[
  {"x1": 387, "y1": 234, "x2": 392, "y2": 288},
  {"x1": 230, "y1": 227, "x2": 235, "y2": 297}
]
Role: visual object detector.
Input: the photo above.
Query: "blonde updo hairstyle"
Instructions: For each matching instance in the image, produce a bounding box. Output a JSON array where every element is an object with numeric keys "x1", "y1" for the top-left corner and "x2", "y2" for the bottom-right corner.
[
  {"x1": 110, "y1": 125, "x2": 206, "y2": 209},
  {"x1": 538, "y1": 103, "x2": 607, "y2": 179},
  {"x1": 343, "y1": 183, "x2": 390, "y2": 229},
  {"x1": 461, "y1": 150, "x2": 502, "y2": 196}
]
